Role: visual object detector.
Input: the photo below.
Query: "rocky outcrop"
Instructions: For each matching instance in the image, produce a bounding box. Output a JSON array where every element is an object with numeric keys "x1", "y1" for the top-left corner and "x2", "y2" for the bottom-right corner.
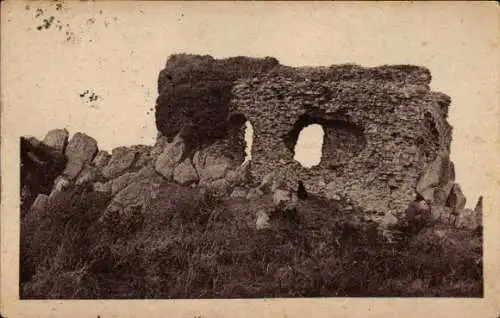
[
  {"x1": 42, "y1": 128, "x2": 69, "y2": 154},
  {"x1": 155, "y1": 135, "x2": 187, "y2": 179},
  {"x1": 21, "y1": 130, "x2": 160, "y2": 225}
]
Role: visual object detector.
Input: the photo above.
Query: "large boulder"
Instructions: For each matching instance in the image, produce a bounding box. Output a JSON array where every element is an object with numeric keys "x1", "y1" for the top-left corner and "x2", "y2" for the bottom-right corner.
[
  {"x1": 155, "y1": 135, "x2": 187, "y2": 180},
  {"x1": 193, "y1": 141, "x2": 237, "y2": 184},
  {"x1": 63, "y1": 133, "x2": 98, "y2": 180},
  {"x1": 416, "y1": 152, "x2": 453, "y2": 203},
  {"x1": 42, "y1": 128, "x2": 69, "y2": 153},
  {"x1": 103, "y1": 180, "x2": 160, "y2": 215},
  {"x1": 110, "y1": 165, "x2": 162, "y2": 196},
  {"x1": 102, "y1": 147, "x2": 137, "y2": 179},
  {"x1": 173, "y1": 158, "x2": 199, "y2": 185},
  {"x1": 100, "y1": 172, "x2": 165, "y2": 226}
]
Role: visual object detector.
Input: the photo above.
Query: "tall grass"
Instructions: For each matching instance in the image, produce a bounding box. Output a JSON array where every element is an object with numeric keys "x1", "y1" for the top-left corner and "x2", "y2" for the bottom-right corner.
[{"x1": 20, "y1": 183, "x2": 482, "y2": 299}]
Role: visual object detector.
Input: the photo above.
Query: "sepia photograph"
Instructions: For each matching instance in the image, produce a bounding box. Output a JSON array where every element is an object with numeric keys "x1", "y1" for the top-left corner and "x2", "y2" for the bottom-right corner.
[{"x1": 1, "y1": 1, "x2": 499, "y2": 317}]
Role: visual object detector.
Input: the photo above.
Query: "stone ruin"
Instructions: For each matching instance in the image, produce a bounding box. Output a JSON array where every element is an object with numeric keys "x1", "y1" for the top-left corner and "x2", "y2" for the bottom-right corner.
[
  {"x1": 20, "y1": 54, "x2": 482, "y2": 233},
  {"x1": 154, "y1": 54, "x2": 481, "y2": 226}
]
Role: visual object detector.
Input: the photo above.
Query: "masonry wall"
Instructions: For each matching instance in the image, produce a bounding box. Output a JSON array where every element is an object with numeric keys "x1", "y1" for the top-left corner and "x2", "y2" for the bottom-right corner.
[
  {"x1": 154, "y1": 54, "x2": 454, "y2": 217},
  {"x1": 231, "y1": 65, "x2": 453, "y2": 216}
]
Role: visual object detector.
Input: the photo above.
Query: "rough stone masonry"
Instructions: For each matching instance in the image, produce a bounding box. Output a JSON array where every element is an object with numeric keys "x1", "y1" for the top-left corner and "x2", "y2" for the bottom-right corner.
[{"x1": 155, "y1": 54, "x2": 468, "y2": 221}]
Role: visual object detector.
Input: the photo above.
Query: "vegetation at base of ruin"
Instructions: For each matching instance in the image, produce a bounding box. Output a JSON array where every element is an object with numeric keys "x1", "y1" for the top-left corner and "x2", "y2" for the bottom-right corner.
[{"x1": 20, "y1": 182, "x2": 482, "y2": 299}]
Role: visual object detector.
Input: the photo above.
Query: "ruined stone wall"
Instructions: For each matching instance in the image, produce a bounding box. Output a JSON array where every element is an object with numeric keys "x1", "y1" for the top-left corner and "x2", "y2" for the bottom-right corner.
[
  {"x1": 231, "y1": 65, "x2": 453, "y2": 217},
  {"x1": 154, "y1": 54, "x2": 458, "y2": 218}
]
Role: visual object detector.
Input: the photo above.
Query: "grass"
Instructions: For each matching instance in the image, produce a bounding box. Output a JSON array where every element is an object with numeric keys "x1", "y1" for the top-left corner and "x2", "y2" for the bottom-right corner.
[{"x1": 20, "y1": 182, "x2": 483, "y2": 299}]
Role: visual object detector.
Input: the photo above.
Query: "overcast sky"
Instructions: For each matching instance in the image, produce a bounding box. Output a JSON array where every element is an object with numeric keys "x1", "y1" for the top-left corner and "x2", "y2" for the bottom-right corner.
[{"x1": 2, "y1": 1, "x2": 498, "y2": 209}]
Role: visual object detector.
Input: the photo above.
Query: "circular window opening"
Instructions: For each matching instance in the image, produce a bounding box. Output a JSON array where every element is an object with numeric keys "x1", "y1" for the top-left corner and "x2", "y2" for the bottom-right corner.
[{"x1": 293, "y1": 123, "x2": 325, "y2": 168}]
